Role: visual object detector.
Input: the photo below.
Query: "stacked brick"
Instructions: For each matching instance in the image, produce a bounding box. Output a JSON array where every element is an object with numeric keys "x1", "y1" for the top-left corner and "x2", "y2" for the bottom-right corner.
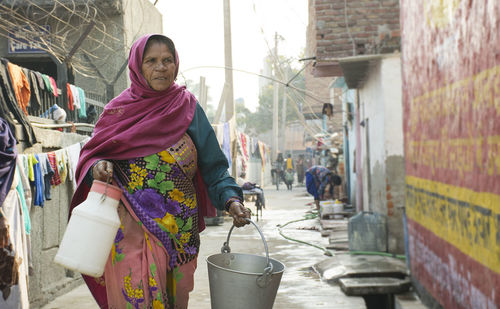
[{"x1": 314, "y1": 0, "x2": 401, "y2": 60}]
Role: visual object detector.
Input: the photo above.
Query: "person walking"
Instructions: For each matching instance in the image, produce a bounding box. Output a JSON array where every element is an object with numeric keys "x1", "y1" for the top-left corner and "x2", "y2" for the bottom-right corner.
[
  {"x1": 284, "y1": 154, "x2": 294, "y2": 190},
  {"x1": 70, "y1": 34, "x2": 251, "y2": 309}
]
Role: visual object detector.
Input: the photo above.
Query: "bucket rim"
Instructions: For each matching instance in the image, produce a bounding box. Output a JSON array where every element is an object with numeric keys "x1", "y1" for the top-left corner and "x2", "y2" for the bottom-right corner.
[{"x1": 206, "y1": 253, "x2": 285, "y2": 276}]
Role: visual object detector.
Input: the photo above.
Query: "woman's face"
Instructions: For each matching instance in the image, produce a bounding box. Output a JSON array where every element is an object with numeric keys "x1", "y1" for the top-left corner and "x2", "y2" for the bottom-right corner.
[{"x1": 141, "y1": 42, "x2": 176, "y2": 91}]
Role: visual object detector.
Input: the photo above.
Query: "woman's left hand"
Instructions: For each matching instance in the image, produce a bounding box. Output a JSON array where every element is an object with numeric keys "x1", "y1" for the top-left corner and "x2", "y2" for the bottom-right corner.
[{"x1": 228, "y1": 202, "x2": 251, "y2": 227}]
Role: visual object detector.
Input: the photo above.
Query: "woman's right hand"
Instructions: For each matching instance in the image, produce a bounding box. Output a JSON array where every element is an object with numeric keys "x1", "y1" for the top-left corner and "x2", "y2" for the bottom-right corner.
[{"x1": 92, "y1": 160, "x2": 114, "y2": 182}]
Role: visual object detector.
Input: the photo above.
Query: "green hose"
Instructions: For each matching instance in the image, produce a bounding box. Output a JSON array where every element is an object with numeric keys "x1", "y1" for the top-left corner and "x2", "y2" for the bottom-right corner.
[
  {"x1": 277, "y1": 213, "x2": 334, "y2": 257},
  {"x1": 278, "y1": 212, "x2": 407, "y2": 260}
]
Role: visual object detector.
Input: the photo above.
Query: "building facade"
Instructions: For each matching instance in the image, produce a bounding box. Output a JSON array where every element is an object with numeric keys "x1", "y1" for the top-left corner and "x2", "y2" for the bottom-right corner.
[{"x1": 307, "y1": 0, "x2": 405, "y2": 254}]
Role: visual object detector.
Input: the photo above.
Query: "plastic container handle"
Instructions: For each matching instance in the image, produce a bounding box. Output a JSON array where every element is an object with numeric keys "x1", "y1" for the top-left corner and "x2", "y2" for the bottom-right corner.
[{"x1": 221, "y1": 218, "x2": 274, "y2": 286}]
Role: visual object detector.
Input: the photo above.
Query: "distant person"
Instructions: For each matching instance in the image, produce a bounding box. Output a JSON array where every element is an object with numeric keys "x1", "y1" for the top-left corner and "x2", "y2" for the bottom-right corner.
[
  {"x1": 285, "y1": 153, "x2": 294, "y2": 171},
  {"x1": 296, "y1": 154, "x2": 305, "y2": 184},
  {"x1": 305, "y1": 165, "x2": 342, "y2": 210},
  {"x1": 273, "y1": 153, "x2": 285, "y2": 190},
  {"x1": 237, "y1": 172, "x2": 265, "y2": 209},
  {"x1": 284, "y1": 154, "x2": 294, "y2": 190}
]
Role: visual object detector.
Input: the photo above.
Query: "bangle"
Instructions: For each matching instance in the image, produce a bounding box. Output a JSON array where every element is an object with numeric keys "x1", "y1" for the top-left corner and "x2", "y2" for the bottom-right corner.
[{"x1": 225, "y1": 197, "x2": 242, "y2": 211}]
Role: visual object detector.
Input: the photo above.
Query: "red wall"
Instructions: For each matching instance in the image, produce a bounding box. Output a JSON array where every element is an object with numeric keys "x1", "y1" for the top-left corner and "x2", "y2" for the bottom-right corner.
[{"x1": 401, "y1": 0, "x2": 500, "y2": 308}]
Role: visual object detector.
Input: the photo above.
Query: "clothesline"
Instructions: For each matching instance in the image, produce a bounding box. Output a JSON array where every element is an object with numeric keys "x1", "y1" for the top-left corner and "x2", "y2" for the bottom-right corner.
[
  {"x1": 1, "y1": 57, "x2": 89, "y2": 121},
  {"x1": 212, "y1": 122, "x2": 271, "y2": 173},
  {"x1": 17, "y1": 140, "x2": 87, "y2": 208}
]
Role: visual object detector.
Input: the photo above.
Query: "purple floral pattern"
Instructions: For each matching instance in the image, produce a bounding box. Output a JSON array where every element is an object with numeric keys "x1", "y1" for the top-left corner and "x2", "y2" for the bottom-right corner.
[{"x1": 115, "y1": 134, "x2": 199, "y2": 269}]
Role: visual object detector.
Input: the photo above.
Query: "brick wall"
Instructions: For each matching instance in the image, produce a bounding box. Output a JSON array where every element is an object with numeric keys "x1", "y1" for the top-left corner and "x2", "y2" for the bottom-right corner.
[
  {"x1": 314, "y1": 0, "x2": 400, "y2": 60},
  {"x1": 305, "y1": 0, "x2": 344, "y2": 141}
]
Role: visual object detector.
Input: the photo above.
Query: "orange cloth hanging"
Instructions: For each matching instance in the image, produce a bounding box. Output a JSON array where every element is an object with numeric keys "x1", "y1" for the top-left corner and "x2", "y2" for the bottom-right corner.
[
  {"x1": 7, "y1": 62, "x2": 31, "y2": 115},
  {"x1": 67, "y1": 83, "x2": 74, "y2": 111}
]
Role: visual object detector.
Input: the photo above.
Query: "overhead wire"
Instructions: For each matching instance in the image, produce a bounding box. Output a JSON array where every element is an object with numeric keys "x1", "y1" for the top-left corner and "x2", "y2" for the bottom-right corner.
[
  {"x1": 180, "y1": 63, "x2": 350, "y2": 139},
  {"x1": 248, "y1": 0, "x2": 344, "y2": 140},
  {"x1": 249, "y1": 0, "x2": 326, "y2": 127}
]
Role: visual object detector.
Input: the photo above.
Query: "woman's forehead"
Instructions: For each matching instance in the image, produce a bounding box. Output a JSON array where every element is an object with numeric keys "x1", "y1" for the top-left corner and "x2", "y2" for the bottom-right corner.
[{"x1": 144, "y1": 42, "x2": 173, "y2": 55}]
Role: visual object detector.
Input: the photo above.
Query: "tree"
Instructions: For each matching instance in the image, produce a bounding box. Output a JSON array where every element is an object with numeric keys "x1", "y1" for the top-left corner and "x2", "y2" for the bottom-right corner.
[{"x1": 240, "y1": 58, "x2": 305, "y2": 135}]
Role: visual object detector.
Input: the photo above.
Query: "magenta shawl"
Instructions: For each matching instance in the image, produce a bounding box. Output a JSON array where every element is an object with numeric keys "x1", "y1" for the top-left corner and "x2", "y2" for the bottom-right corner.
[
  {"x1": 73, "y1": 34, "x2": 196, "y2": 184},
  {"x1": 71, "y1": 34, "x2": 199, "y2": 208}
]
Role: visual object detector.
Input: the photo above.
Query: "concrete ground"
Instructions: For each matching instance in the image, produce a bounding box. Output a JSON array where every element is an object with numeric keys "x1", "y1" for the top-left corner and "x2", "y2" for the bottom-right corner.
[{"x1": 40, "y1": 185, "x2": 365, "y2": 309}]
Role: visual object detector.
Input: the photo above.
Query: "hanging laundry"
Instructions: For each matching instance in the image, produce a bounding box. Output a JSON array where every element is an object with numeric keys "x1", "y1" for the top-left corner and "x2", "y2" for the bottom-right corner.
[
  {"x1": 0, "y1": 117, "x2": 17, "y2": 209},
  {"x1": 6, "y1": 62, "x2": 31, "y2": 116},
  {"x1": 66, "y1": 84, "x2": 74, "y2": 111},
  {"x1": 0, "y1": 60, "x2": 36, "y2": 146},
  {"x1": 18, "y1": 154, "x2": 29, "y2": 181},
  {"x1": 70, "y1": 85, "x2": 81, "y2": 110},
  {"x1": 32, "y1": 154, "x2": 44, "y2": 207},
  {"x1": 15, "y1": 165, "x2": 31, "y2": 235},
  {"x1": 27, "y1": 154, "x2": 34, "y2": 182},
  {"x1": 34, "y1": 71, "x2": 45, "y2": 91},
  {"x1": 47, "y1": 152, "x2": 61, "y2": 186},
  {"x1": 1, "y1": 168, "x2": 30, "y2": 308},
  {"x1": 55, "y1": 149, "x2": 68, "y2": 183},
  {"x1": 41, "y1": 74, "x2": 52, "y2": 94},
  {"x1": 240, "y1": 133, "x2": 249, "y2": 162},
  {"x1": 48, "y1": 77, "x2": 58, "y2": 97},
  {"x1": 28, "y1": 71, "x2": 42, "y2": 110},
  {"x1": 66, "y1": 142, "x2": 81, "y2": 192},
  {"x1": 77, "y1": 87, "x2": 86, "y2": 119},
  {"x1": 38, "y1": 153, "x2": 54, "y2": 200}
]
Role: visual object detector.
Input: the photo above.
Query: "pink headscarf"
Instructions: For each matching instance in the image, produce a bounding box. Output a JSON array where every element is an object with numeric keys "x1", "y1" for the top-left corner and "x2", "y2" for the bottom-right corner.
[{"x1": 71, "y1": 34, "x2": 197, "y2": 209}]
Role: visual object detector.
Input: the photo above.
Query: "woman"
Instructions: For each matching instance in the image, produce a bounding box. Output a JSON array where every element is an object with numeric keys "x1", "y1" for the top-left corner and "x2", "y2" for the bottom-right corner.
[
  {"x1": 284, "y1": 154, "x2": 294, "y2": 190},
  {"x1": 305, "y1": 165, "x2": 341, "y2": 211},
  {"x1": 70, "y1": 34, "x2": 250, "y2": 309}
]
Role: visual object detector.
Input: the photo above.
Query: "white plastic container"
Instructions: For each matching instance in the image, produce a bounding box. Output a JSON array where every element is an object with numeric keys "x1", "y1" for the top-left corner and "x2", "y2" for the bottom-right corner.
[
  {"x1": 319, "y1": 200, "x2": 335, "y2": 218},
  {"x1": 54, "y1": 180, "x2": 122, "y2": 277},
  {"x1": 333, "y1": 200, "x2": 344, "y2": 219}
]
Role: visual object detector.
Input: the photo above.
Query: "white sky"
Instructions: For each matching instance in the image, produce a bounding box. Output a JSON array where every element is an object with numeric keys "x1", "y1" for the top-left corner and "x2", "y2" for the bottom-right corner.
[{"x1": 155, "y1": 0, "x2": 308, "y2": 112}]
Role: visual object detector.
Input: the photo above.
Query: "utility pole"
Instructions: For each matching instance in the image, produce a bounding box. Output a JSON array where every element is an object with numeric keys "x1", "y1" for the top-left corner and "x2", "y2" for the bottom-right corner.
[
  {"x1": 272, "y1": 32, "x2": 279, "y2": 160},
  {"x1": 223, "y1": 0, "x2": 237, "y2": 177},
  {"x1": 280, "y1": 70, "x2": 287, "y2": 153},
  {"x1": 199, "y1": 76, "x2": 207, "y2": 110},
  {"x1": 223, "y1": 0, "x2": 235, "y2": 122}
]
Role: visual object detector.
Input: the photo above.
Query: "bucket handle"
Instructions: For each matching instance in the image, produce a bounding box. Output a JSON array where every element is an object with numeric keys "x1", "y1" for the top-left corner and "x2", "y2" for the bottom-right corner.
[{"x1": 221, "y1": 218, "x2": 274, "y2": 288}]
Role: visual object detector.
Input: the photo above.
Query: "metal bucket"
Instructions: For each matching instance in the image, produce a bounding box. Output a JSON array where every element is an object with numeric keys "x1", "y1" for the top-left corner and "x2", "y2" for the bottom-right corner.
[{"x1": 206, "y1": 219, "x2": 285, "y2": 309}]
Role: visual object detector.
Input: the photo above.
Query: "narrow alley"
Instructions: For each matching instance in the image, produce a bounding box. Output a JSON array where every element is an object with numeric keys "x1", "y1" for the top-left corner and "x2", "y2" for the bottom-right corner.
[
  {"x1": 0, "y1": 1, "x2": 498, "y2": 309},
  {"x1": 42, "y1": 186, "x2": 369, "y2": 308}
]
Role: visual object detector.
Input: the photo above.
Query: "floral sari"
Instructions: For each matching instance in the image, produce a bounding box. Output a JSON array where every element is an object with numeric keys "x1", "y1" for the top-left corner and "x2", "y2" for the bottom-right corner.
[{"x1": 88, "y1": 134, "x2": 200, "y2": 309}]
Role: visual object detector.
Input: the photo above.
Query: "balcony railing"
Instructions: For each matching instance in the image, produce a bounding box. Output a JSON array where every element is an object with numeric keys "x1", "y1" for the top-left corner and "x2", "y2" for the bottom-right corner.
[{"x1": 27, "y1": 89, "x2": 106, "y2": 136}]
